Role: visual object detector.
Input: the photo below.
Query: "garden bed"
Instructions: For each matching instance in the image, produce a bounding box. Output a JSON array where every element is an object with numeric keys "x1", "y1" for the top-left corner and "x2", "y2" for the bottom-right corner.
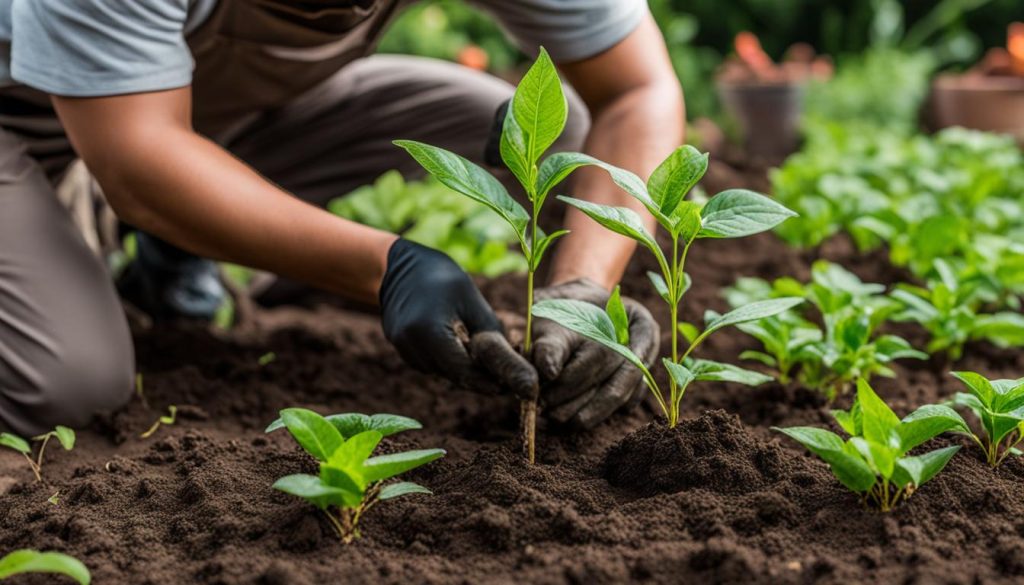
[{"x1": 2, "y1": 168, "x2": 1024, "y2": 584}]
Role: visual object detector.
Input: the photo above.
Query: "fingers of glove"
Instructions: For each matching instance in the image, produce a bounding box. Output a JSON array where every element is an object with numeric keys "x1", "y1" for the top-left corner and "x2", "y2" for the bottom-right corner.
[
  {"x1": 469, "y1": 331, "x2": 539, "y2": 401},
  {"x1": 567, "y1": 364, "x2": 646, "y2": 430},
  {"x1": 530, "y1": 321, "x2": 580, "y2": 381},
  {"x1": 407, "y1": 321, "x2": 503, "y2": 395},
  {"x1": 545, "y1": 388, "x2": 597, "y2": 425},
  {"x1": 455, "y1": 280, "x2": 504, "y2": 335},
  {"x1": 542, "y1": 343, "x2": 623, "y2": 407}
]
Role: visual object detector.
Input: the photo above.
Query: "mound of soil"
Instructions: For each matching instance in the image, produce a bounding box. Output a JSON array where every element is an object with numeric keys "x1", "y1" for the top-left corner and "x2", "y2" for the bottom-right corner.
[{"x1": 2, "y1": 180, "x2": 1024, "y2": 582}]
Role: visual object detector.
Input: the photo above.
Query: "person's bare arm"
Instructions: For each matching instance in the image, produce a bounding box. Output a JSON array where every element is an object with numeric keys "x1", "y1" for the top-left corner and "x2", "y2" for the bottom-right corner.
[
  {"x1": 551, "y1": 14, "x2": 684, "y2": 288},
  {"x1": 52, "y1": 87, "x2": 397, "y2": 305}
]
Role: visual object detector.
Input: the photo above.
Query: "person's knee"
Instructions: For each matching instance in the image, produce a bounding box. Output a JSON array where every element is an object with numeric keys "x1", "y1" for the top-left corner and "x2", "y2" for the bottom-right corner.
[{"x1": 13, "y1": 326, "x2": 134, "y2": 435}]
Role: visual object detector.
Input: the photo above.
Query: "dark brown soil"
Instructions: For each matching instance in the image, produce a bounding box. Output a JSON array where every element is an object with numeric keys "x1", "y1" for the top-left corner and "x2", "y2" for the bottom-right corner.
[{"x1": 3, "y1": 163, "x2": 1024, "y2": 584}]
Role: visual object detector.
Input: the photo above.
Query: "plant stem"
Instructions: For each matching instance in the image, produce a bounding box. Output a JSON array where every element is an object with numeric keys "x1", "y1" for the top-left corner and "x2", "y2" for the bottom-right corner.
[
  {"x1": 22, "y1": 453, "x2": 41, "y2": 482},
  {"x1": 34, "y1": 434, "x2": 51, "y2": 475},
  {"x1": 521, "y1": 206, "x2": 541, "y2": 465}
]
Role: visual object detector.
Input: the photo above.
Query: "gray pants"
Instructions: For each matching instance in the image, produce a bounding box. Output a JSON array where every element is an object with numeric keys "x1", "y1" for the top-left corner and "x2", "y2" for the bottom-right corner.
[{"x1": 0, "y1": 55, "x2": 588, "y2": 435}]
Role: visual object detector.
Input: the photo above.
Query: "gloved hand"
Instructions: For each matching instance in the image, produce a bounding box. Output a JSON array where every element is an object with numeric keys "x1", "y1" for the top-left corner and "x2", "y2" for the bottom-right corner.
[
  {"x1": 532, "y1": 279, "x2": 659, "y2": 429},
  {"x1": 379, "y1": 239, "x2": 537, "y2": 400}
]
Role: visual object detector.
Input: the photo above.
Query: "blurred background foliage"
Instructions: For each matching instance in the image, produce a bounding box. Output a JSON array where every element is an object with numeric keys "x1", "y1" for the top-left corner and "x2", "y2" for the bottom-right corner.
[{"x1": 379, "y1": 0, "x2": 1018, "y2": 122}]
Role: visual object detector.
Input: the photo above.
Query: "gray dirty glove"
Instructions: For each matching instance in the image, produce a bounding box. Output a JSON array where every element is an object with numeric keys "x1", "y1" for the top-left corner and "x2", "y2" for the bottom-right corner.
[
  {"x1": 532, "y1": 279, "x2": 660, "y2": 429},
  {"x1": 380, "y1": 239, "x2": 538, "y2": 400}
]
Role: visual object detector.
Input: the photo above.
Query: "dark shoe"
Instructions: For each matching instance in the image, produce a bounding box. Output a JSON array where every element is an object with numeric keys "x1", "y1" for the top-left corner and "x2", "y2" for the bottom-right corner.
[{"x1": 117, "y1": 233, "x2": 225, "y2": 321}]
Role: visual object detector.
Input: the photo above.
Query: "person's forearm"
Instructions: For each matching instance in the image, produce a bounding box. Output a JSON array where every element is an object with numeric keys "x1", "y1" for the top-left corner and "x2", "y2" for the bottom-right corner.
[
  {"x1": 92, "y1": 126, "x2": 396, "y2": 305},
  {"x1": 549, "y1": 82, "x2": 685, "y2": 288}
]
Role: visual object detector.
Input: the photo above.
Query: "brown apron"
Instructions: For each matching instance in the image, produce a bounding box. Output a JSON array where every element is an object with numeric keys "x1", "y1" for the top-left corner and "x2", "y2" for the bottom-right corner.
[{"x1": 188, "y1": 0, "x2": 403, "y2": 137}]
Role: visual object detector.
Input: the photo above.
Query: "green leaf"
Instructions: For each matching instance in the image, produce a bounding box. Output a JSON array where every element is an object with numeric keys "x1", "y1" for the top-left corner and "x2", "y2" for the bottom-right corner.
[
  {"x1": 273, "y1": 474, "x2": 354, "y2": 510},
  {"x1": 773, "y1": 426, "x2": 876, "y2": 492},
  {"x1": 893, "y1": 446, "x2": 960, "y2": 488},
  {"x1": 529, "y1": 229, "x2": 569, "y2": 271},
  {"x1": 898, "y1": 405, "x2": 970, "y2": 452},
  {"x1": 379, "y1": 481, "x2": 432, "y2": 500},
  {"x1": 648, "y1": 145, "x2": 709, "y2": 217},
  {"x1": 535, "y1": 152, "x2": 599, "y2": 204},
  {"x1": 973, "y1": 312, "x2": 1024, "y2": 347},
  {"x1": 951, "y1": 371, "x2": 995, "y2": 407},
  {"x1": 54, "y1": 426, "x2": 75, "y2": 451},
  {"x1": 698, "y1": 189, "x2": 798, "y2": 238},
  {"x1": 500, "y1": 47, "x2": 567, "y2": 192},
  {"x1": 531, "y1": 299, "x2": 648, "y2": 372},
  {"x1": 328, "y1": 430, "x2": 384, "y2": 469},
  {"x1": 662, "y1": 359, "x2": 694, "y2": 390},
  {"x1": 856, "y1": 380, "x2": 901, "y2": 445},
  {"x1": 678, "y1": 322, "x2": 700, "y2": 344},
  {"x1": 319, "y1": 465, "x2": 366, "y2": 504},
  {"x1": 362, "y1": 448, "x2": 446, "y2": 483},
  {"x1": 700, "y1": 298, "x2": 805, "y2": 340},
  {"x1": 394, "y1": 140, "x2": 529, "y2": 242},
  {"x1": 280, "y1": 408, "x2": 345, "y2": 462},
  {"x1": 648, "y1": 271, "x2": 670, "y2": 303},
  {"x1": 669, "y1": 201, "x2": 704, "y2": 242},
  {"x1": 850, "y1": 436, "x2": 895, "y2": 478},
  {"x1": 266, "y1": 413, "x2": 423, "y2": 438},
  {"x1": 557, "y1": 196, "x2": 662, "y2": 262},
  {"x1": 833, "y1": 406, "x2": 861, "y2": 437},
  {"x1": 0, "y1": 432, "x2": 30, "y2": 455},
  {"x1": 606, "y1": 286, "x2": 630, "y2": 345},
  {"x1": 0, "y1": 550, "x2": 90, "y2": 584},
  {"x1": 688, "y1": 359, "x2": 773, "y2": 386}
]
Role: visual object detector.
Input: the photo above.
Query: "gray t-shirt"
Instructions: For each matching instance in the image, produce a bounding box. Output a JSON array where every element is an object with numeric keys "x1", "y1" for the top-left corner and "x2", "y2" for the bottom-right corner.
[{"x1": 0, "y1": 0, "x2": 647, "y2": 97}]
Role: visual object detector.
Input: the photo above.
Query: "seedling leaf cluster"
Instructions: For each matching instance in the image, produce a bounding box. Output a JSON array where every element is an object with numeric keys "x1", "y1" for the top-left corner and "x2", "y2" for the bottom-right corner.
[
  {"x1": 776, "y1": 380, "x2": 962, "y2": 511},
  {"x1": 0, "y1": 426, "x2": 75, "y2": 482},
  {"x1": 268, "y1": 409, "x2": 443, "y2": 543}
]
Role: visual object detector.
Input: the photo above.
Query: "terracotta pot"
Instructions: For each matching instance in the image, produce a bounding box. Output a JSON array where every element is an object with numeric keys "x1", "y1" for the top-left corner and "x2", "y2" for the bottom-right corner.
[
  {"x1": 716, "y1": 80, "x2": 806, "y2": 163},
  {"x1": 929, "y1": 74, "x2": 1024, "y2": 143}
]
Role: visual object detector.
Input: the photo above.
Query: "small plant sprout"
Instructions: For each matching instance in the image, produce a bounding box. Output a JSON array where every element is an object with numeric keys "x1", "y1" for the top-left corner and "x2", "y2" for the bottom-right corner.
[
  {"x1": 140, "y1": 406, "x2": 178, "y2": 439},
  {"x1": 533, "y1": 286, "x2": 800, "y2": 427},
  {"x1": 267, "y1": 409, "x2": 444, "y2": 543},
  {"x1": 135, "y1": 372, "x2": 148, "y2": 409},
  {"x1": 775, "y1": 380, "x2": 963, "y2": 511},
  {"x1": 948, "y1": 371, "x2": 1024, "y2": 467},
  {"x1": 0, "y1": 550, "x2": 90, "y2": 584},
  {"x1": 0, "y1": 426, "x2": 75, "y2": 482},
  {"x1": 534, "y1": 146, "x2": 801, "y2": 427},
  {"x1": 258, "y1": 352, "x2": 276, "y2": 366},
  {"x1": 396, "y1": 48, "x2": 628, "y2": 462}
]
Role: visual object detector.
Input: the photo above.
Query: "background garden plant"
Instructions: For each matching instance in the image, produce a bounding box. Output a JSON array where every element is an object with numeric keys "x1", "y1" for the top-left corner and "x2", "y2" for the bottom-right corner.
[
  {"x1": 0, "y1": 426, "x2": 75, "y2": 482},
  {"x1": 726, "y1": 261, "x2": 927, "y2": 399},
  {"x1": 947, "y1": 371, "x2": 1024, "y2": 467},
  {"x1": 533, "y1": 145, "x2": 801, "y2": 427},
  {"x1": 267, "y1": 409, "x2": 444, "y2": 543},
  {"x1": 775, "y1": 379, "x2": 963, "y2": 511},
  {"x1": 0, "y1": 550, "x2": 90, "y2": 584}
]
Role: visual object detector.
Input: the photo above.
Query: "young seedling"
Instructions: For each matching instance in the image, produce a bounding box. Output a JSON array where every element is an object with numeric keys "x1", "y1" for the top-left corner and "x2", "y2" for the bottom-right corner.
[
  {"x1": 267, "y1": 409, "x2": 444, "y2": 543},
  {"x1": 396, "y1": 48, "x2": 626, "y2": 462},
  {"x1": 535, "y1": 146, "x2": 801, "y2": 427},
  {"x1": 0, "y1": 550, "x2": 90, "y2": 584},
  {"x1": 726, "y1": 261, "x2": 927, "y2": 399},
  {"x1": 892, "y1": 259, "x2": 1024, "y2": 359},
  {"x1": 0, "y1": 426, "x2": 75, "y2": 482},
  {"x1": 140, "y1": 406, "x2": 178, "y2": 439},
  {"x1": 775, "y1": 379, "x2": 963, "y2": 511},
  {"x1": 533, "y1": 286, "x2": 800, "y2": 427},
  {"x1": 948, "y1": 371, "x2": 1024, "y2": 467}
]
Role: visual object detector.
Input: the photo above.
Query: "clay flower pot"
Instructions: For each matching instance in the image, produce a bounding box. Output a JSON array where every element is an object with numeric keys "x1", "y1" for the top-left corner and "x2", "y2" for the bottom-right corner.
[
  {"x1": 929, "y1": 74, "x2": 1024, "y2": 144},
  {"x1": 716, "y1": 80, "x2": 807, "y2": 163}
]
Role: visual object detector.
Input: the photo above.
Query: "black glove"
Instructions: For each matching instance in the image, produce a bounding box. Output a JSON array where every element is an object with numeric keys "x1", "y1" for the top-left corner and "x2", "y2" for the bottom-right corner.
[
  {"x1": 379, "y1": 239, "x2": 537, "y2": 400},
  {"x1": 532, "y1": 279, "x2": 660, "y2": 429}
]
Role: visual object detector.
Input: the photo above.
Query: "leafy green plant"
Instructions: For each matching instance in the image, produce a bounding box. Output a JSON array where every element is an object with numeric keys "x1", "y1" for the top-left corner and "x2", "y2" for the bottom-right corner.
[
  {"x1": 891, "y1": 259, "x2": 1024, "y2": 359},
  {"x1": 0, "y1": 550, "x2": 90, "y2": 584},
  {"x1": 947, "y1": 371, "x2": 1024, "y2": 467},
  {"x1": 395, "y1": 48, "x2": 631, "y2": 461},
  {"x1": 329, "y1": 170, "x2": 526, "y2": 277},
  {"x1": 529, "y1": 144, "x2": 800, "y2": 428},
  {"x1": 267, "y1": 409, "x2": 444, "y2": 543},
  {"x1": 727, "y1": 261, "x2": 927, "y2": 399},
  {"x1": 775, "y1": 379, "x2": 963, "y2": 511},
  {"x1": 0, "y1": 426, "x2": 75, "y2": 482}
]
